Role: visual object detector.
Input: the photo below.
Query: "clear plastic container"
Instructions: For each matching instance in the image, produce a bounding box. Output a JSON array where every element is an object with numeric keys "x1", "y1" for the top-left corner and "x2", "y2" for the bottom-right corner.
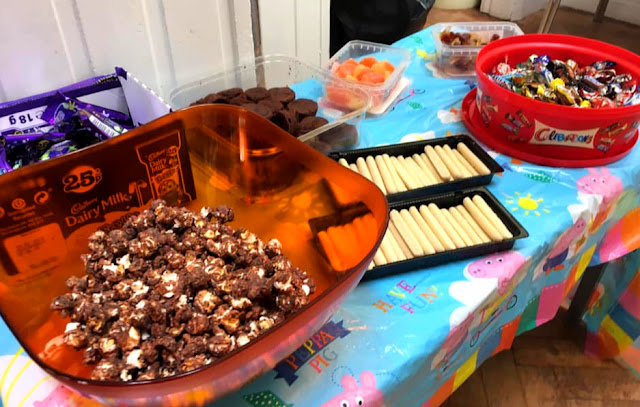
[
  {"x1": 325, "y1": 40, "x2": 411, "y2": 110},
  {"x1": 169, "y1": 55, "x2": 372, "y2": 153},
  {"x1": 432, "y1": 22, "x2": 524, "y2": 77}
]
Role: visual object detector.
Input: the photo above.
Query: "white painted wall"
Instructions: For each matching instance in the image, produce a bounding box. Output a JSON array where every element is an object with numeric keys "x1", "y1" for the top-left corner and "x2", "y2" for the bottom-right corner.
[
  {"x1": 0, "y1": 0, "x2": 329, "y2": 103},
  {"x1": 562, "y1": 0, "x2": 640, "y2": 26},
  {"x1": 480, "y1": 0, "x2": 546, "y2": 21},
  {"x1": 258, "y1": 0, "x2": 331, "y2": 66}
]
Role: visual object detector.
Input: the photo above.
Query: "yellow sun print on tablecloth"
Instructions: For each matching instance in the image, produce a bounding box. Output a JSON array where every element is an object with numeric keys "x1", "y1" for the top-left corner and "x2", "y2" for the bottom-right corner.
[{"x1": 505, "y1": 192, "x2": 551, "y2": 216}]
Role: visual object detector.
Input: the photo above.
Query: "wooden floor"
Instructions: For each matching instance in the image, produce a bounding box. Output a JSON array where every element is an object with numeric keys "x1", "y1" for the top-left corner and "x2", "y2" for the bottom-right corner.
[
  {"x1": 425, "y1": 6, "x2": 640, "y2": 55},
  {"x1": 441, "y1": 315, "x2": 639, "y2": 407}
]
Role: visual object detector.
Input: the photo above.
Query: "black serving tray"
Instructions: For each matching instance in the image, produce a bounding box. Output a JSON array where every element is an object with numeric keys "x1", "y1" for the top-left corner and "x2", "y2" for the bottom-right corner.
[
  {"x1": 328, "y1": 135, "x2": 503, "y2": 203},
  {"x1": 308, "y1": 187, "x2": 528, "y2": 282}
]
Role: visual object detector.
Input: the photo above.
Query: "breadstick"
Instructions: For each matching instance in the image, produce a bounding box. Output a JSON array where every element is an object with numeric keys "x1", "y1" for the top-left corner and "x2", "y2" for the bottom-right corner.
[
  {"x1": 386, "y1": 226, "x2": 408, "y2": 261},
  {"x1": 396, "y1": 156, "x2": 423, "y2": 188},
  {"x1": 338, "y1": 158, "x2": 350, "y2": 168},
  {"x1": 356, "y1": 157, "x2": 373, "y2": 182},
  {"x1": 425, "y1": 145, "x2": 453, "y2": 181},
  {"x1": 365, "y1": 156, "x2": 387, "y2": 194},
  {"x1": 435, "y1": 145, "x2": 463, "y2": 180},
  {"x1": 383, "y1": 154, "x2": 407, "y2": 192},
  {"x1": 412, "y1": 154, "x2": 439, "y2": 185},
  {"x1": 452, "y1": 149, "x2": 478, "y2": 176},
  {"x1": 443, "y1": 208, "x2": 474, "y2": 247},
  {"x1": 419, "y1": 204, "x2": 456, "y2": 251},
  {"x1": 368, "y1": 261, "x2": 375, "y2": 270},
  {"x1": 429, "y1": 204, "x2": 465, "y2": 249},
  {"x1": 450, "y1": 206, "x2": 483, "y2": 245},
  {"x1": 378, "y1": 230, "x2": 399, "y2": 263},
  {"x1": 443, "y1": 145, "x2": 471, "y2": 179},
  {"x1": 390, "y1": 210, "x2": 424, "y2": 257},
  {"x1": 349, "y1": 163, "x2": 359, "y2": 173},
  {"x1": 405, "y1": 156, "x2": 434, "y2": 186},
  {"x1": 457, "y1": 143, "x2": 490, "y2": 175},
  {"x1": 419, "y1": 153, "x2": 444, "y2": 182},
  {"x1": 388, "y1": 219, "x2": 414, "y2": 259},
  {"x1": 463, "y1": 197, "x2": 503, "y2": 242},
  {"x1": 457, "y1": 205, "x2": 491, "y2": 243},
  {"x1": 375, "y1": 155, "x2": 398, "y2": 194},
  {"x1": 391, "y1": 156, "x2": 422, "y2": 190},
  {"x1": 409, "y1": 206, "x2": 445, "y2": 252},
  {"x1": 400, "y1": 209, "x2": 435, "y2": 255},
  {"x1": 472, "y1": 195, "x2": 513, "y2": 239}
]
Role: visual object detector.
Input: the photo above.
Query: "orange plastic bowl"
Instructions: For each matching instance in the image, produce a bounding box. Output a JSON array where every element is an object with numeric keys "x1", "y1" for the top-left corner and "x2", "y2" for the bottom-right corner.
[
  {"x1": 474, "y1": 34, "x2": 640, "y2": 164},
  {"x1": 0, "y1": 105, "x2": 388, "y2": 406}
]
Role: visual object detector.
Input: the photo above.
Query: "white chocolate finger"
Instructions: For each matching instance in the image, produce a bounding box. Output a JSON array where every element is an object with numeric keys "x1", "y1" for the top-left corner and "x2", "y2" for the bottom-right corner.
[
  {"x1": 443, "y1": 208, "x2": 474, "y2": 247},
  {"x1": 349, "y1": 163, "x2": 359, "y2": 173},
  {"x1": 450, "y1": 206, "x2": 483, "y2": 245},
  {"x1": 391, "y1": 156, "x2": 421, "y2": 190},
  {"x1": 338, "y1": 158, "x2": 350, "y2": 168},
  {"x1": 397, "y1": 156, "x2": 424, "y2": 188},
  {"x1": 366, "y1": 156, "x2": 387, "y2": 194},
  {"x1": 458, "y1": 143, "x2": 490, "y2": 175},
  {"x1": 425, "y1": 145, "x2": 453, "y2": 181},
  {"x1": 400, "y1": 209, "x2": 435, "y2": 255},
  {"x1": 452, "y1": 149, "x2": 478, "y2": 176},
  {"x1": 457, "y1": 205, "x2": 491, "y2": 243},
  {"x1": 463, "y1": 197, "x2": 503, "y2": 242},
  {"x1": 472, "y1": 195, "x2": 513, "y2": 239},
  {"x1": 379, "y1": 230, "x2": 399, "y2": 263},
  {"x1": 419, "y1": 205, "x2": 456, "y2": 251},
  {"x1": 387, "y1": 224, "x2": 410, "y2": 260},
  {"x1": 391, "y1": 210, "x2": 424, "y2": 257},
  {"x1": 383, "y1": 154, "x2": 407, "y2": 192},
  {"x1": 405, "y1": 156, "x2": 434, "y2": 186},
  {"x1": 375, "y1": 155, "x2": 398, "y2": 194},
  {"x1": 435, "y1": 145, "x2": 463, "y2": 180},
  {"x1": 409, "y1": 206, "x2": 445, "y2": 252},
  {"x1": 412, "y1": 154, "x2": 439, "y2": 185},
  {"x1": 429, "y1": 204, "x2": 465, "y2": 249},
  {"x1": 356, "y1": 157, "x2": 373, "y2": 182},
  {"x1": 368, "y1": 261, "x2": 375, "y2": 269},
  {"x1": 443, "y1": 145, "x2": 470, "y2": 179},
  {"x1": 419, "y1": 153, "x2": 444, "y2": 183}
]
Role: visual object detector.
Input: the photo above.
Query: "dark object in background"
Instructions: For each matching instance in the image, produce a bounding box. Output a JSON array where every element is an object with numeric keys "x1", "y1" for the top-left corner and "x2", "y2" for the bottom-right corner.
[{"x1": 330, "y1": 0, "x2": 434, "y2": 56}]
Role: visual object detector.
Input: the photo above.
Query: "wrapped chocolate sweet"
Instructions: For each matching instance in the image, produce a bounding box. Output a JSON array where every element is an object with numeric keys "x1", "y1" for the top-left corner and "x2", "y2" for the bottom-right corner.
[{"x1": 489, "y1": 54, "x2": 640, "y2": 108}]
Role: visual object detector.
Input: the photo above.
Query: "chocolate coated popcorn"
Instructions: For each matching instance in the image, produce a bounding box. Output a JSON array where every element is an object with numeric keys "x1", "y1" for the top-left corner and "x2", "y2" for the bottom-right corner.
[{"x1": 51, "y1": 200, "x2": 315, "y2": 382}]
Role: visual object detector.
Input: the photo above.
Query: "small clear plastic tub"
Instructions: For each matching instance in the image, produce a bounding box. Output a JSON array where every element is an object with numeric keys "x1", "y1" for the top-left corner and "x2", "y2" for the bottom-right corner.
[
  {"x1": 169, "y1": 55, "x2": 372, "y2": 153},
  {"x1": 432, "y1": 22, "x2": 524, "y2": 77},
  {"x1": 325, "y1": 40, "x2": 411, "y2": 110}
]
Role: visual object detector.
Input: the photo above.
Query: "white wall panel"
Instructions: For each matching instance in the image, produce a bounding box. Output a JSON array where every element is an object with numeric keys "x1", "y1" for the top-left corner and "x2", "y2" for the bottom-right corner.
[
  {"x1": 259, "y1": 0, "x2": 329, "y2": 66},
  {"x1": 0, "y1": 0, "x2": 329, "y2": 103}
]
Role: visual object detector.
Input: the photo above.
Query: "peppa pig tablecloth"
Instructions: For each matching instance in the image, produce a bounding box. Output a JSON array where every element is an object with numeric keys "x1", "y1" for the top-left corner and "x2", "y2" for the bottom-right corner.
[{"x1": 2, "y1": 26, "x2": 640, "y2": 407}]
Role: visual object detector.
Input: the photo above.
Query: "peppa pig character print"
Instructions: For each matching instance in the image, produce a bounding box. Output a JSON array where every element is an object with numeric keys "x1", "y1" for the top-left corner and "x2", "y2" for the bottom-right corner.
[
  {"x1": 576, "y1": 167, "x2": 623, "y2": 232},
  {"x1": 320, "y1": 371, "x2": 384, "y2": 407},
  {"x1": 543, "y1": 216, "x2": 587, "y2": 273}
]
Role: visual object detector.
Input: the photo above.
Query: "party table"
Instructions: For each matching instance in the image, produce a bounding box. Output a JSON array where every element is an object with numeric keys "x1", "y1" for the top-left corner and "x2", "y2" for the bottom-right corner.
[{"x1": 2, "y1": 26, "x2": 640, "y2": 407}]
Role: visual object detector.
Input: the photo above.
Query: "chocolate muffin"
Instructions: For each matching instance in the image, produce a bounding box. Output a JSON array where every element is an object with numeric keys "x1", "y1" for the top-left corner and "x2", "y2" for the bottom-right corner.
[
  {"x1": 258, "y1": 98, "x2": 284, "y2": 113},
  {"x1": 190, "y1": 92, "x2": 227, "y2": 106},
  {"x1": 319, "y1": 123, "x2": 358, "y2": 149},
  {"x1": 288, "y1": 99, "x2": 318, "y2": 121},
  {"x1": 229, "y1": 94, "x2": 252, "y2": 106},
  {"x1": 240, "y1": 103, "x2": 274, "y2": 120},
  {"x1": 245, "y1": 87, "x2": 271, "y2": 102},
  {"x1": 268, "y1": 87, "x2": 296, "y2": 105},
  {"x1": 271, "y1": 110, "x2": 298, "y2": 135},
  {"x1": 218, "y1": 87, "x2": 243, "y2": 100},
  {"x1": 297, "y1": 116, "x2": 329, "y2": 136}
]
